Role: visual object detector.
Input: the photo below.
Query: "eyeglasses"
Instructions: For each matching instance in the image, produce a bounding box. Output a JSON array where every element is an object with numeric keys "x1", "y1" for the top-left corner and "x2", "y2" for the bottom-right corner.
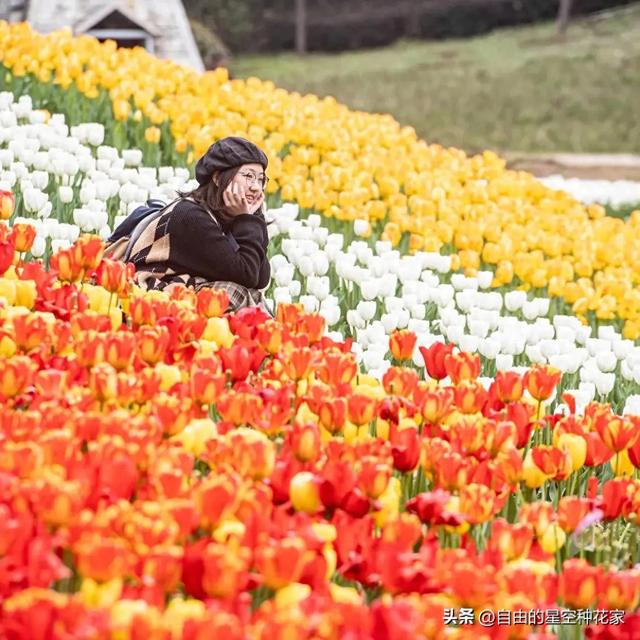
[{"x1": 238, "y1": 171, "x2": 269, "y2": 191}]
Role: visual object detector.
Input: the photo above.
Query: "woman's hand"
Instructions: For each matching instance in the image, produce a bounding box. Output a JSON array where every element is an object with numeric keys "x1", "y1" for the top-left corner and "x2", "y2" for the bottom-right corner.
[{"x1": 223, "y1": 183, "x2": 265, "y2": 216}]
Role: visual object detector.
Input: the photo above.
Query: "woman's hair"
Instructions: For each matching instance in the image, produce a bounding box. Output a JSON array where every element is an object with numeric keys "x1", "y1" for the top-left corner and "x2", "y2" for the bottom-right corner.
[{"x1": 178, "y1": 167, "x2": 273, "y2": 227}]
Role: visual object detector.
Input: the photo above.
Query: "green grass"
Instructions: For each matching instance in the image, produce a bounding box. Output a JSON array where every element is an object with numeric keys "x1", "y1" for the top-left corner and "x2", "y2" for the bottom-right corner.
[{"x1": 231, "y1": 4, "x2": 640, "y2": 154}]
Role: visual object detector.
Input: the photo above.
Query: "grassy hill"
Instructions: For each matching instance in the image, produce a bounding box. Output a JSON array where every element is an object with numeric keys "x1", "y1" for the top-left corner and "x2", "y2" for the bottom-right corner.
[{"x1": 230, "y1": 4, "x2": 640, "y2": 155}]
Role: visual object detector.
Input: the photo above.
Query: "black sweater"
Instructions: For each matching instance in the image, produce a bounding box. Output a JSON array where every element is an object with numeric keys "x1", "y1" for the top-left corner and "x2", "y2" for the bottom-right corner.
[{"x1": 166, "y1": 199, "x2": 270, "y2": 289}]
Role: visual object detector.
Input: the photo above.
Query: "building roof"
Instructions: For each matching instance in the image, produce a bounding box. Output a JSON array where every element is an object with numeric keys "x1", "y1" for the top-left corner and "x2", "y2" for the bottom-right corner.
[{"x1": 26, "y1": 0, "x2": 204, "y2": 72}]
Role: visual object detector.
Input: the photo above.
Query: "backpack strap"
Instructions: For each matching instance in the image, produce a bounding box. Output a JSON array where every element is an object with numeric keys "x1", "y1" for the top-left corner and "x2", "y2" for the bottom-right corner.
[{"x1": 123, "y1": 197, "x2": 181, "y2": 263}]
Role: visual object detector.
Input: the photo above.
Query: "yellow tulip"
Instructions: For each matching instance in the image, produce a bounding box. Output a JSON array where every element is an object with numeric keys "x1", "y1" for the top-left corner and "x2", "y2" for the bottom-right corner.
[{"x1": 289, "y1": 471, "x2": 321, "y2": 514}]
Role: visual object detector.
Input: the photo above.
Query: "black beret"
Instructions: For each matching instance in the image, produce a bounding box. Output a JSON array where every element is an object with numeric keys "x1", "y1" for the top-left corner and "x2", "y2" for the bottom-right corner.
[{"x1": 195, "y1": 136, "x2": 268, "y2": 186}]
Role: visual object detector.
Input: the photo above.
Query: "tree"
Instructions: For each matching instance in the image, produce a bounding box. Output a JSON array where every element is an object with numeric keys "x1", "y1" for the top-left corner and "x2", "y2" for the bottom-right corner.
[
  {"x1": 557, "y1": 0, "x2": 573, "y2": 35},
  {"x1": 295, "y1": 0, "x2": 307, "y2": 53}
]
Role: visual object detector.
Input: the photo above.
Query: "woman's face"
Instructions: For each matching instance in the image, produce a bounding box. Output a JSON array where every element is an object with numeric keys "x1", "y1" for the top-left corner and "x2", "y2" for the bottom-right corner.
[{"x1": 229, "y1": 163, "x2": 266, "y2": 210}]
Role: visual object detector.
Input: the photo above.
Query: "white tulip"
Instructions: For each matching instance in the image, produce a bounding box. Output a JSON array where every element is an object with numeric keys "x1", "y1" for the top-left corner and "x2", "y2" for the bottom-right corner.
[
  {"x1": 479, "y1": 337, "x2": 500, "y2": 359},
  {"x1": 375, "y1": 240, "x2": 392, "y2": 255},
  {"x1": 122, "y1": 149, "x2": 143, "y2": 167},
  {"x1": 459, "y1": 335, "x2": 479, "y2": 353},
  {"x1": 476, "y1": 271, "x2": 493, "y2": 289},
  {"x1": 496, "y1": 354, "x2": 514, "y2": 371},
  {"x1": 586, "y1": 338, "x2": 611, "y2": 357},
  {"x1": 30, "y1": 235, "x2": 46, "y2": 257},
  {"x1": 574, "y1": 325, "x2": 592, "y2": 345},
  {"x1": 613, "y1": 340, "x2": 633, "y2": 360},
  {"x1": 381, "y1": 313, "x2": 398, "y2": 333},
  {"x1": 288, "y1": 280, "x2": 301, "y2": 297},
  {"x1": 311, "y1": 251, "x2": 329, "y2": 276},
  {"x1": 407, "y1": 319, "x2": 429, "y2": 335},
  {"x1": 468, "y1": 319, "x2": 489, "y2": 339},
  {"x1": 504, "y1": 290, "x2": 527, "y2": 312},
  {"x1": 299, "y1": 295, "x2": 319, "y2": 313},
  {"x1": 594, "y1": 372, "x2": 615, "y2": 396},
  {"x1": 525, "y1": 344, "x2": 545, "y2": 364},
  {"x1": 273, "y1": 288, "x2": 292, "y2": 307},
  {"x1": 621, "y1": 360, "x2": 634, "y2": 382},
  {"x1": 356, "y1": 300, "x2": 376, "y2": 322},
  {"x1": 595, "y1": 350, "x2": 617, "y2": 373},
  {"x1": 297, "y1": 256, "x2": 314, "y2": 277},
  {"x1": 37, "y1": 201, "x2": 53, "y2": 219},
  {"x1": 623, "y1": 395, "x2": 640, "y2": 416},
  {"x1": 353, "y1": 219, "x2": 370, "y2": 236},
  {"x1": 360, "y1": 279, "x2": 379, "y2": 300},
  {"x1": 346, "y1": 309, "x2": 366, "y2": 329},
  {"x1": 446, "y1": 325, "x2": 464, "y2": 343}
]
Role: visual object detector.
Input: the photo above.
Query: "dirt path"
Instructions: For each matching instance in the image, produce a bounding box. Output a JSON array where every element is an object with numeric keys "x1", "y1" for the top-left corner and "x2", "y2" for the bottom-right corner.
[{"x1": 501, "y1": 153, "x2": 640, "y2": 180}]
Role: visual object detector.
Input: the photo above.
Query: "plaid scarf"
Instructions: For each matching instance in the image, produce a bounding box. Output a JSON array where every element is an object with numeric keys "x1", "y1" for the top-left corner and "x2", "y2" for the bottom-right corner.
[{"x1": 126, "y1": 198, "x2": 275, "y2": 317}]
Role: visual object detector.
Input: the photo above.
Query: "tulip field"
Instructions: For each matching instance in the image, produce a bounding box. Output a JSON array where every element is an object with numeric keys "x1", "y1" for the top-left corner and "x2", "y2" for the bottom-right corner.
[{"x1": 2, "y1": 20, "x2": 640, "y2": 640}]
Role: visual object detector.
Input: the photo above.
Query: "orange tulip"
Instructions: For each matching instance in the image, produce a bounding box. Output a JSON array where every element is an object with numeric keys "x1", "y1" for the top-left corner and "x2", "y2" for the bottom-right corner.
[
  {"x1": 33, "y1": 369, "x2": 68, "y2": 401},
  {"x1": 104, "y1": 332, "x2": 136, "y2": 371},
  {"x1": 453, "y1": 379, "x2": 488, "y2": 414},
  {"x1": 10, "y1": 223, "x2": 36, "y2": 253},
  {"x1": 601, "y1": 569, "x2": 640, "y2": 610},
  {"x1": 296, "y1": 312, "x2": 325, "y2": 344},
  {"x1": 519, "y1": 501, "x2": 554, "y2": 538},
  {"x1": 458, "y1": 483, "x2": 504, "y2": 524},
  {"x1": 202, "y1": 541, "x2": 251, "y2": 599},
  {"x1": 255, "y1": 536, "x2": 313, "y2": 590},
  {"x1": 50, "y1": 247, "x2": 83, "y2": 283},
  {"x1": 73, "y1": 235, "x2": 105, "y2": 271},
  {"x1": 584, "y1": 431, "x2": 615, "y2": 466},
  {"x1": 488, "y1": 518, "x2": 534, "y2": 561},
  {"x1": 559, "y1": 559, "x2": 603, "y2": 609},
  {"x1": 420, "y1": 387, "x2": 454, "y2": 424},
  {"x1": 196, "y1": 287, "x2": 229, "y2": 317},
  {"x1": 88, "y1": 362, "x2": 119, "y2": 402},
  {"x1": 282, "y1": 346, "x2": 314, "y2": 380},
  {"x1": 190, "y1": 365, "x2": 226, "y2": 406},
  {"x1": 95, "y1": 258, "x2": 131, "y2": 295},
  {"x1": 287, "y1": 422, "x2": 321, "y2": 463},
  {"x1": 315, "y1": 352, "x2": 358, "y2": 387},
  {"x1": 524, "y1": 364, "x2": 562, "y2": 401},
  {"x1": 217, "y1": 389, "x2": 263, "y2": 426},
  {"x1": 12, "y1": 314, "x2": 53, "y2": 353},
  {"x1": 318, "y1": 397, "x2": 347, "y2": 434},
  {"x1": 389, "y1": 329, "x2": 417, "y2": 361},
  {"x1": 595, "y1": 414, "x2": 640, "y2": 453},
  {"x1": 255, "y1": 320, "x2": 286, "y2": 355},
  {"x1": 347, "y1": 393, "x2": 378, "y2": 426},
  {"x1": 382, "y1": 366, "x2": 419, "y2": 398},
  {"x1": 75, "y1": 535, "x2": 136, "y2": 582},
  {"x1": 195, "y1": 474, "x2": 240, "y2": 529},
  {"x1": 0, "y1": 190, "x2": 15, "y2": 220},
  {"x1": 557, "y1": 496, "x2": 592, "y2": 534},
  {"x1": 136, "y1": 325, "x2": 170, "y2": 365},
  {"x1": 444, "y1": 351, "x2": 481, "y2": 384},
  {"x1": 432, "y1": 451, "x2": 469, "y2": 491},
  {"x1": 494, "y1": 371, "x2": 524, "y2": 403},
  {"x1": 358, "y1": 458, "x2": 391, "y2": 499},
  {"x1": 0, "y1": 355, "x2": 35, "y2": 398},
  {"x1": 531, "y1": 445, "x2": 573, "y2": 481}
]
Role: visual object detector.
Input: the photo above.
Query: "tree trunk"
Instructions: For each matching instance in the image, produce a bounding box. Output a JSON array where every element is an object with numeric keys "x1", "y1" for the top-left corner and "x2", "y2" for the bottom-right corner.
[
  {"x1": 295, "y1": 0, "x2": 307, "y2": 54},
  {"x1": 557, "y1": 0, "x2": 573, "y2": 36}
]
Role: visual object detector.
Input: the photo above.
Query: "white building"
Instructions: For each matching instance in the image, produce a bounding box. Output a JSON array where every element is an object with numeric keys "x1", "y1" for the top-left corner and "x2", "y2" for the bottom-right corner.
[{"x1": 9, "y1": 0, "x2": 204, "y2": 72}]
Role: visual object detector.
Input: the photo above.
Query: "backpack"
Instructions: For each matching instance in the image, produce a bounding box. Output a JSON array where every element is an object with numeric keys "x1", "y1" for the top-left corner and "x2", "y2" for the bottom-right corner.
[{"x1": 104, "y1": 198, "x2": 178, "y2": 263}]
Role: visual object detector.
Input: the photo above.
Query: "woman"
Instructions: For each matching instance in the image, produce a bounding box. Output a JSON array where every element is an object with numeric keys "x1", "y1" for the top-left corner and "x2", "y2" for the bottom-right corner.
[{"x1": 126, "y1": 136, "x2": 274, "y2": 316}]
